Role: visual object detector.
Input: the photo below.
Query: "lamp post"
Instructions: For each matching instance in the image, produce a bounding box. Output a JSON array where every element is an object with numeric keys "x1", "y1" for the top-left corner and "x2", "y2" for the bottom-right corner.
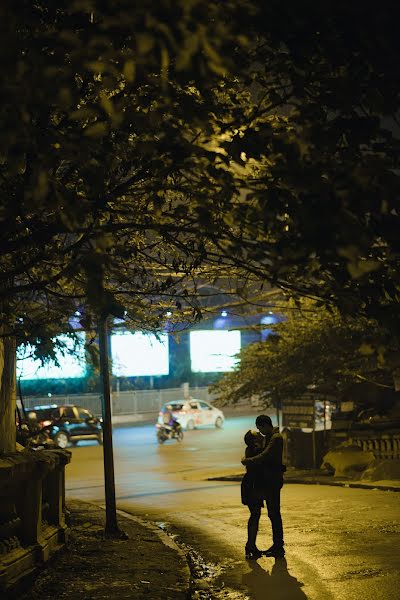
[{"x1": 98, "y1": 316, "x2": 126, "y2": 538}]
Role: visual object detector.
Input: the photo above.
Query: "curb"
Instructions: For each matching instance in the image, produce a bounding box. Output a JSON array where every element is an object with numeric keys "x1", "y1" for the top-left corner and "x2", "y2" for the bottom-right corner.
[
  {"x1": 207, "y1": 474, "x2": 400, "y2": 492},
  {"x1": 284, "y1": 479, "x2": 400, "y2": 492},
  {"x1": 111, "y1": 415, "x2": 154, "y2": 426}
]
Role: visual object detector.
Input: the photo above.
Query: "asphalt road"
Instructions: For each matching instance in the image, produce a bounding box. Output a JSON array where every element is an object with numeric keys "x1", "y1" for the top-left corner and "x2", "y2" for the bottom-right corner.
[{"x1": 65, "y1": 416, "x2": 400, "y2": 600}]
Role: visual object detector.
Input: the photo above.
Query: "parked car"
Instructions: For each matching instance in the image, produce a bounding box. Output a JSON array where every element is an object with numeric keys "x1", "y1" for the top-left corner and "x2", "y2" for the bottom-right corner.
[
  {"x1": 157, "y1": 399, "x2": 224, "y2": 431},
  {"x1": 26, "y1": 404, "x2": 103, "y2": 448}
]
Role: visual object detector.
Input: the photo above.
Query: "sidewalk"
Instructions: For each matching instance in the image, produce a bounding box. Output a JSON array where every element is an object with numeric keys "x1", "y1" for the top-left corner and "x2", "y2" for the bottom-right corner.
[
  {"x1": 208, "y1": 468, "x2": 400, "y2": 492},
  {"x1": 12, "y1": 500, "x2": 190, "y2": 600}
]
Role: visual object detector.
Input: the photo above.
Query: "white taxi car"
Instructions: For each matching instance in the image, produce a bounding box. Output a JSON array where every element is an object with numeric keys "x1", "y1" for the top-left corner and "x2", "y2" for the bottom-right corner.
[{"x1": 158, "y1": 399, "x2": 224, "y2": 430}]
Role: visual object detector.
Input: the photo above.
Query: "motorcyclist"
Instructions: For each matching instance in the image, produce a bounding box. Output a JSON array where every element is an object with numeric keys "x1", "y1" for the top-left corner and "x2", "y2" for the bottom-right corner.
[{"x1": 162, "y1": 404, "x2": 181, "y2": 434}]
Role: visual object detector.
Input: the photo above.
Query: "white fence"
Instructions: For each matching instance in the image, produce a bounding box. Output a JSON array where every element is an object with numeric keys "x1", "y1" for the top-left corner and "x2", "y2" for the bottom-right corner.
[{"x1": 21, "y1": 387, "x2": 217, "y2": 418}]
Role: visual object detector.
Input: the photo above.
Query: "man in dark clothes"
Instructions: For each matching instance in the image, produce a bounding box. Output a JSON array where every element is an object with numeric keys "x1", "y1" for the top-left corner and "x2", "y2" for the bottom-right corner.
[{"x1": 241, "y1": 414, "x2": 286, "y2": 558}]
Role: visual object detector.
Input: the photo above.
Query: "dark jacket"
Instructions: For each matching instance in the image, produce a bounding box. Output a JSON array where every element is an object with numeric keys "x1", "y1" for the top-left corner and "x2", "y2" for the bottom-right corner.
[{"x1": 243, "y1": 427, "x2": 285, "y2": 492}]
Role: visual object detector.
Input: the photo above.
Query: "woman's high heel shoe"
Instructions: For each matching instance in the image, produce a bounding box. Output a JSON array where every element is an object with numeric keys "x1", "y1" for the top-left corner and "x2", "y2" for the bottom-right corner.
[{"x1": 245, "y1": 546, "x2": 263, "y2": 560}]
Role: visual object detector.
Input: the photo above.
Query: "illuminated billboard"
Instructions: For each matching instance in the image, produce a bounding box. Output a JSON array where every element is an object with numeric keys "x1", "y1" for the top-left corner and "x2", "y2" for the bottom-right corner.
[
  {"x1": 17, "y1": 333, "x2": 86, "y2": 380},
  {"x1": 111, "y1": 332, "x2": 169, "y2": 377},
  {"x1": 190, "y1": 330, "x2": 241, "y2": 373}
]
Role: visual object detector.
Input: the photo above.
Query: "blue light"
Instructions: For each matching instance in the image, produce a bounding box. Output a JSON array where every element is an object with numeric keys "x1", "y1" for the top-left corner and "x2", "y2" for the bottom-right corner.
[
  {"x1": 221, "y1": 310, "x2": 228, "y2": 317},
  {"x1": 260, "y1": 315, "x2": 276, "y2": 325}
]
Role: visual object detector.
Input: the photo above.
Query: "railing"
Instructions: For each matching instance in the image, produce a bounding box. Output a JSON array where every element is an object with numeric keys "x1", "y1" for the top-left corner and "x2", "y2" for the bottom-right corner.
[
  {"x1": 21, "y1": 386, "x2": 217, "y2": 417},
  {"x1": 0, "y1": 449, "x2": 71, "y2": 593}
]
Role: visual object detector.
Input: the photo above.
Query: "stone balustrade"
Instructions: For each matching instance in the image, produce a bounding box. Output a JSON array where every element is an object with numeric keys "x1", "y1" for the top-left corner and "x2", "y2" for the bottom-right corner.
[
  {"x1": 0, "y1": 448, "x2": 71, "y2": 594},
  {"x1": 348, "y1": 432, "x2": 400, "y2": 460},
  {"x1": 282, "y1": 428, "x2": 400, "y2": 468}
]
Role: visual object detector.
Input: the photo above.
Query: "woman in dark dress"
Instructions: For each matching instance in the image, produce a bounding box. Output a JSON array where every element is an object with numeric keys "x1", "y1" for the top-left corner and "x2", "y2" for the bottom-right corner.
[{"x1": 241, "y1": 430, "x2": 264, "y2": 559}]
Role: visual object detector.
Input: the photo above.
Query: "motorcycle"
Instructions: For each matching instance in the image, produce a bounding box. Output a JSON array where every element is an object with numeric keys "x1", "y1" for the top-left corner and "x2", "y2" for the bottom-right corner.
[
  {"x1": 156, "y1": 422, "x2": 184, "y2": 444},
  {"x1": 15, "y1": 384, "x2": 55, "y2": 450},
  {"x1": 16, "y1": 423, "x2": 56, "y2": 449}
]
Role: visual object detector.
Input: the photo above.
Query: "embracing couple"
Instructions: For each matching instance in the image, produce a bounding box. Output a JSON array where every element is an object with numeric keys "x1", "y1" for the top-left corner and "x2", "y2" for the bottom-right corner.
[{"x1": 241, "y1": 414, "x2": 286, "y2": 560}]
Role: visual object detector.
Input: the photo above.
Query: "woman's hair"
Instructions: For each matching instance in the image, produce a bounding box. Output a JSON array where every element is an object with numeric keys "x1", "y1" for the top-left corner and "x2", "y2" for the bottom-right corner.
[{"x1": 244, "y1": 429, "x2": 258, "y2": 446}]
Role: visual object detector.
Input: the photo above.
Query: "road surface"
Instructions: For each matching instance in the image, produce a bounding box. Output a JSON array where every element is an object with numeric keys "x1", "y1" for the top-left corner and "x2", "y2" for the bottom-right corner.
[{"x1": 65, "y1": 417, "x2": 400, "y2": 599}]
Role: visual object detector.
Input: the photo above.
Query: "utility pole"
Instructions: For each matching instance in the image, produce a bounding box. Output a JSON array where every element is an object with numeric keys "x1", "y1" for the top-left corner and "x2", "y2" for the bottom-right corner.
[
  {"x1": 312, "y1": 400, "x2": 317, "y2": 470},
  {"x1": 98, "y1": 316, "x2": 126, "y2": 538}
]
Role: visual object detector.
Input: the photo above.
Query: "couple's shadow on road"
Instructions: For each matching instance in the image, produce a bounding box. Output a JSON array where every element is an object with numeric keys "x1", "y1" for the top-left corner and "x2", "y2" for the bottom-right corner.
[{"x1": 242, "y1": 558, "x2": 308, "y2": 600}]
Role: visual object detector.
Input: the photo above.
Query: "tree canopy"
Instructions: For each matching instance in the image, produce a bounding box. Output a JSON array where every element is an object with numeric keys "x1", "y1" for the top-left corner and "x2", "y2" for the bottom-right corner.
[
  {"x1": 208, "y1": 2, "x2": 400, "y2": 331},
  {"x1": 2, "y1": 1, "x2": 399, "y2": 348},
  {"x1": 0, "y1": 0, "x2": 255, "y2": 353},
  {"x1": 212, "y1": 299, "x2": 399, "y2": 407},
  {"x1": 0, "y1": 2, "x2": 399, "y2": 346}
]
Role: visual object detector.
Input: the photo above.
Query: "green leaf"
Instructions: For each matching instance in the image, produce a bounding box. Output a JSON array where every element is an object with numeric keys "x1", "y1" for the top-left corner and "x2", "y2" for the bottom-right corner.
[
  {"x1": 358, "y1": 343, "x2": 375, "y2": 356},
  {"x1": 347, "y1": 259, "x2": 381, "y2": 279},
  {"x1": 70, "y1": 107, "x2": 98, "y2": 121},
  {"x1": 83, "y1": 122, "x2": 109, "y2": 137},
  {"x1": 123, "y1": 59, "x2": 136, "y2": 82},
  {"x1": 136, "y1": 33, "x2": 155, "y2": 55}
]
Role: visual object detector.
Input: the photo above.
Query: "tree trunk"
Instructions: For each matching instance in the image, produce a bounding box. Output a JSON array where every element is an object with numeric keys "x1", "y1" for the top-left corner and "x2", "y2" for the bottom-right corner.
[{"x1": 0, "y1": 332, "x2": 16, "y2": 454}]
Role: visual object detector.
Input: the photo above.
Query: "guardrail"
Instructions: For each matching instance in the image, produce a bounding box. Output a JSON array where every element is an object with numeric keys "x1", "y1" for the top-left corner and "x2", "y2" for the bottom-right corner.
[{"x1": 0, "y1": 449, "x2": 71, "y2": 593}]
